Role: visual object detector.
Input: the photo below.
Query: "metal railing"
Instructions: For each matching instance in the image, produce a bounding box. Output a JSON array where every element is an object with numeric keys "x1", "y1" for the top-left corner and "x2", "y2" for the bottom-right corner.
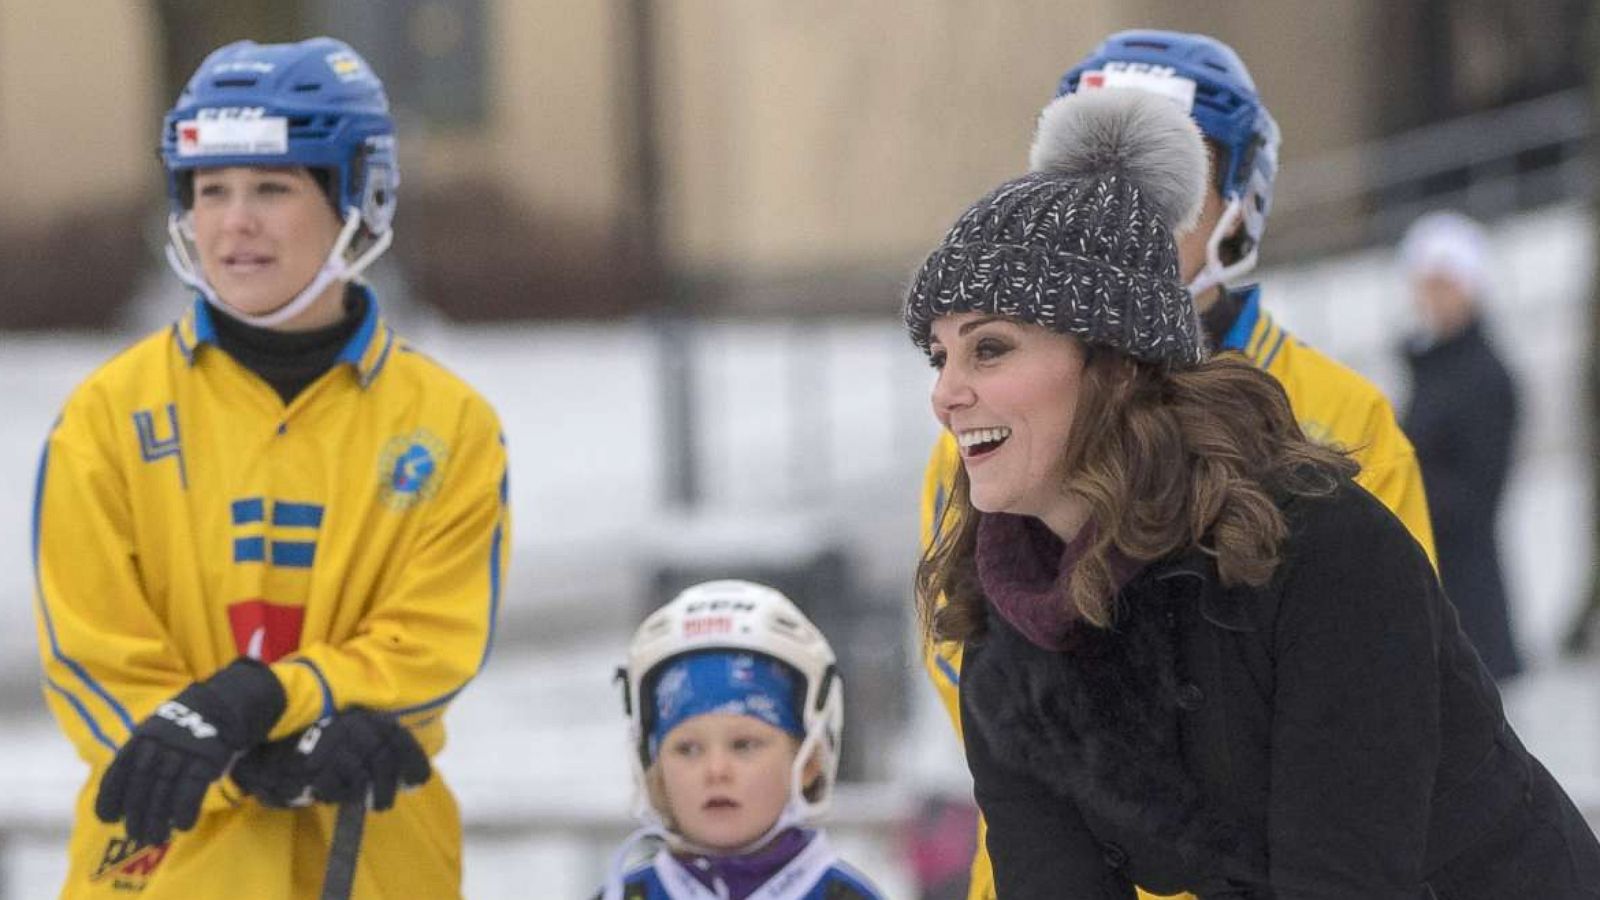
[{"x1": 1268, "y1": 88, "x2": 1593, "y2": 261}]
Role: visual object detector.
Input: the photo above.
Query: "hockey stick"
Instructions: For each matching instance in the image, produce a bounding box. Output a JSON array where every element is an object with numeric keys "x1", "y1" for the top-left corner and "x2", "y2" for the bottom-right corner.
[{"x1": 320, "y1": 799, "x2": 366, "y2": 900}]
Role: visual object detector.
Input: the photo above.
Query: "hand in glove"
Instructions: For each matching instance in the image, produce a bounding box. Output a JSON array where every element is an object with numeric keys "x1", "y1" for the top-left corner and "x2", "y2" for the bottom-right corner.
[
  {"x1": 95, "y1": 658, "x2": 286, "y2": 845},
  {"x1": 232, "y1": 707, "x2": 431, "y2": 812}
]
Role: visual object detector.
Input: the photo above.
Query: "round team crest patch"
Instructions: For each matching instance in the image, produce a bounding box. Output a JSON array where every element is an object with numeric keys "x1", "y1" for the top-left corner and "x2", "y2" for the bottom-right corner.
[{"x1": 378, "y1": 430, "x2": 448, "y2": 510}]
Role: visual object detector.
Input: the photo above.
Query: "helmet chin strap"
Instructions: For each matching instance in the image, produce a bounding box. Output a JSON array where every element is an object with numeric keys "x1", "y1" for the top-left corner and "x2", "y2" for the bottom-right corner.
[
  {"x1": 1186, "y1": 194, "x2": 1261, "y2": 301},
  {"x1": 164, "y1": 207, "x2": 393, "y2": 329}
]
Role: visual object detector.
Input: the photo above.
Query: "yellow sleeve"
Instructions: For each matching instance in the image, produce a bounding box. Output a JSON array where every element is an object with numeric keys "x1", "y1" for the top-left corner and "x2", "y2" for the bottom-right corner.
[
  {"x1": 918, "y1": 433, "x2": 966, "y2": 737},
  {"x1": 33, "y1": 401, "x2": 191, "y2": 765},
  {"x1": 1349, "y1": 403, "x2": 1437, "y2": 569},
  {"x1": 915, "y1": 434, "x2": 990, "y2": 898},
  {"x1": 268, "y1": 397, "x2": 510, "y2": 741}
]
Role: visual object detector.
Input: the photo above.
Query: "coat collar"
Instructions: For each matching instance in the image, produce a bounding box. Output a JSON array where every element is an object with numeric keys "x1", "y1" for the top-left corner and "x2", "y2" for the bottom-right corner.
[{"x1": 1145, "y1": 546, "x2": 1259, "y2": 633}]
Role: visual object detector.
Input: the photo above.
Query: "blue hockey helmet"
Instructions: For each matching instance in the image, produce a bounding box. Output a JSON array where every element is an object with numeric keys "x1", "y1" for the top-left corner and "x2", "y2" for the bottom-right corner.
[
  {"x1": 1058, "y1": 31, "x2": 1279, "y2": 286},
  {"x1": 160, "y1": 37, "x2": 398, "y2": 238}
]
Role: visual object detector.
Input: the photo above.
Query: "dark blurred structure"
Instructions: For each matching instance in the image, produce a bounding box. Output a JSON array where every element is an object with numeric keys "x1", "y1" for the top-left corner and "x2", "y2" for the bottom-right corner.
[
  {"x1": 0, "y1": 204, "x2": 148, "y2": 330},
  {"x1": 1270, "y1": 0, "x2": 1592, "y2": 263},
  {"x1": 1376, "y1": 0, "x2": 1589, "y2": 133},
  {"x1": 1562, "y1": 6, "x2": 1600, "y2": 656}
]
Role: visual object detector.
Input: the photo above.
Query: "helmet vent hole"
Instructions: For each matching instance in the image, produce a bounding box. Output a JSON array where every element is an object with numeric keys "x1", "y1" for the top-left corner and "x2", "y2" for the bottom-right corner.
[
  {"x1": 212, "y1": 78, "x2": 258, "y2": 88},
  {"x1": 293, "y1": 82, "x2": 322, "y2": 93}
]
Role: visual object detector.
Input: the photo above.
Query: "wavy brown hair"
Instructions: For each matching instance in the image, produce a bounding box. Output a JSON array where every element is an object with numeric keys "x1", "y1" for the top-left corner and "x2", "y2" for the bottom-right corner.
[{"x1": 915, "y1": 351, "x2": 1358, "y2": 641}]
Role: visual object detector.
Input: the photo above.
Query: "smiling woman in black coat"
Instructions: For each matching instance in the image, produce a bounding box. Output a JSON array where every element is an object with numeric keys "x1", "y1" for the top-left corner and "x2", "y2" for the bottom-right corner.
[{"x1": 902, "y1": 88, "x2": 1600, "y2": 899}]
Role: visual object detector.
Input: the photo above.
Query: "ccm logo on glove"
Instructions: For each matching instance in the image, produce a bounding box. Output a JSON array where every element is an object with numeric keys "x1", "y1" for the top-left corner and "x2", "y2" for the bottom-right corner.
[{"x1": 154, "y1": 701, "x2": 218, "y2": 740}]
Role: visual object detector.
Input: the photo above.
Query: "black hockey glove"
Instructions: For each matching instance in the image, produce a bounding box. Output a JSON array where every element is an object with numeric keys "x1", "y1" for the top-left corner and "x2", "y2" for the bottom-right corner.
[
  {"x1": 232, "y1": 707, "x2": 431, "y2": 812},
  {"x1": 95, "y1": 657, "x2": 286, "y2": 845}
]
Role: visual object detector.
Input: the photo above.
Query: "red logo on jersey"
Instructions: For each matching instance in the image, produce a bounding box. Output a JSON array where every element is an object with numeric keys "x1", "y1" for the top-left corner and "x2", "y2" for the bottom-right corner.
[
  {"x1": 91, "y1": 835, "x2": 170, "y2": 886},
  {"x1": 227, "y1": 600, "x2": 306, "y2": 663}
]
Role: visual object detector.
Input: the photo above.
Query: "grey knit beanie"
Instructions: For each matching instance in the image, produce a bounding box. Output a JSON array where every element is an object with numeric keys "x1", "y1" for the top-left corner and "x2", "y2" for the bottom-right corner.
[{"x1": 904, "y1": 89, "x2": 1209, "y2": 366}]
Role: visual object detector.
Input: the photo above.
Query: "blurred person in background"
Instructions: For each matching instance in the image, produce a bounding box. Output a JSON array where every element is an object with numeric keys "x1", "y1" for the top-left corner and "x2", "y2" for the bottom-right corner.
[
  {"x1": 915, "y1": 29, "x2": 1437, "y2": 900},
  {"x1": 906, "y1": 85, "x2": 1600, "y2": 899},
  {"x1": 1399, "y1": 211, "x2": 1524, "y2": 681},
  {"x1": 32, "y1": 37, "x2": 508, "y2": 897},
  {"x1": 603, "y1": 580, "x2": 884, "y2": 899}
]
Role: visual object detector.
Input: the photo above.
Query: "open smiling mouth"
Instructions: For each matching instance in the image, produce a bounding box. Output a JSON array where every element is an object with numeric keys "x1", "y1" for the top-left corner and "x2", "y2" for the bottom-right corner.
[{"x1": 959, "y1": 426, "x2": 1011, "y2": 459}]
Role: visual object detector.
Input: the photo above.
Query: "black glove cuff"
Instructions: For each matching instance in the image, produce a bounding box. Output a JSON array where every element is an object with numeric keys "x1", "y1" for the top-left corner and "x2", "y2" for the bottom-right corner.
[{"x1": 203, "y1": 657, "x2": 288, "y2": 748}]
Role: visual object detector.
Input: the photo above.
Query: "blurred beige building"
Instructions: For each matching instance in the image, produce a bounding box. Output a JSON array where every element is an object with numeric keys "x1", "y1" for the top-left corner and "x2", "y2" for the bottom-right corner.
[{"x1": 0, "y1": 0, "x2": 1518, "y2": 325}]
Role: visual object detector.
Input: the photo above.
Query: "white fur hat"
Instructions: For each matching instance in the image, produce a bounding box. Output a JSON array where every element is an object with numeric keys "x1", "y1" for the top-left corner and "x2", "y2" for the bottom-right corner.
[{"x1": 1399, "y1": 210, "x2": 1492, "y2": 298}]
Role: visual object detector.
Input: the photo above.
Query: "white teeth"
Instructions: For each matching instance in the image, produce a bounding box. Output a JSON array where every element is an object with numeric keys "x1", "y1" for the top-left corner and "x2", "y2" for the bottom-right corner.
[{"x1": 957, "y1": 426, "x2": 1011, "y2": 448}]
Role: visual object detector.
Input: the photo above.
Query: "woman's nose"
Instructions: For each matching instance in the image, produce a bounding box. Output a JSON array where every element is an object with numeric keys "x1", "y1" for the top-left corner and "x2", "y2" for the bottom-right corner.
[{"x1": 931, "y1": 365, "x2": 975, "y2": 421}]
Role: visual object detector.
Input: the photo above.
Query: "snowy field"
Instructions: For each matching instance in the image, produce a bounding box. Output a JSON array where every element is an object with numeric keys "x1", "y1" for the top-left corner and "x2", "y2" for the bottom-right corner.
[{"x1": 0, "y1": 202, "x2": 1595, "y2": 896}]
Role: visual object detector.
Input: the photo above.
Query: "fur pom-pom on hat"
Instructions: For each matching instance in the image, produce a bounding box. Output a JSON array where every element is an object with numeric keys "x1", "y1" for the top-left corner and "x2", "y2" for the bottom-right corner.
[
  {"x1": 1029, "y1": 89, "x2": 1209, "y2": 236},
  {"x1": 903, "y1": 89, "x2": 1208, "y2": 366}
]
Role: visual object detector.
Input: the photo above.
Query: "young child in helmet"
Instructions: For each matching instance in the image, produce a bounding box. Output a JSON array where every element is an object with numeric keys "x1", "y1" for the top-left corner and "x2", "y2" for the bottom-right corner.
[{"x1": 601, "y1": 580, "x2": 885, "y2": 899}]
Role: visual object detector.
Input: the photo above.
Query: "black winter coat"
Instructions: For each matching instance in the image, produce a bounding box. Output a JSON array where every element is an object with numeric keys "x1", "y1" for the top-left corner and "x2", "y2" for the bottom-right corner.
[
  {"x1": 960, "y1": 478, "x2": 1600, "y2": 898},
  {"x1": 1402, "y1": 318, "x2": 1522, "y2": 680}
]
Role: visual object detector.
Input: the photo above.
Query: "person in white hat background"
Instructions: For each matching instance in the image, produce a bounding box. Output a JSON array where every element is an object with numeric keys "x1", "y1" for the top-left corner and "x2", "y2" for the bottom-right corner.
[{"x1": 1399, "y1": 210, "x2": 1524, "y2": 681}]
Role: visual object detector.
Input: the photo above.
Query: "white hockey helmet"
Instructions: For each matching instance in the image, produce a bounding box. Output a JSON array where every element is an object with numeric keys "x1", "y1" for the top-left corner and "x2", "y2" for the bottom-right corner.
[{"x1": 616, "y1": 579, "x2": 844, "y2": 835}]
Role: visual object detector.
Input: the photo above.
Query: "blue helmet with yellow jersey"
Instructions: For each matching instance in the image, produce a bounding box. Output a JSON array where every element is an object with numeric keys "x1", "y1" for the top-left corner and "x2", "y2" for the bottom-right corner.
[
  {"x1": 160, "y1": 36, "x2": 398, "y2": 235},
  {"x1": 160, "y1": 37, "x2": 399, "y2": 328},
  {"x1": 1058, "y1": 30, "x2": 1280, "y2": 292}
]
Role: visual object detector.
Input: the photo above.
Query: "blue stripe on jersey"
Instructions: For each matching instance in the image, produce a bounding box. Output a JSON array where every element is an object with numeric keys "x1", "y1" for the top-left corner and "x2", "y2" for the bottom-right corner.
[
  {"x1": 271, "y1": 502, "x2": 324, "y2": 527},
  {"x1": 234, "y1": 537, "x2": 266, "y2": 563},
  {"x1": 43, "y1": 676, "x2": 118, "y2": 753},
  {"x1": 232, "y1": 498, "x2": 265, "y2": 525},
  {"x1": 172, "y1": 321, "x2": 194, "y2": 363},
  {"x1": 935, "y1": 652, "x2": 960, "y2": 687},
  {"x1": 361, "y1": 330, "x2": 397, "y2": 388},
  {"x1": 1260, "y1": 326, "x2": 1291, "y2": 370},
  {"x1": 32, "y1": 440, "x2": 135, "y2": 736},
  {"x1": 335, "y1": 290, "x2": 380, "y2": 366},
  {"x1": 290, "y1": 657, "x2": 336, "y2": 721},
  {"x1": 271, "y1": 541, "x2": 316, "y2": 568}
]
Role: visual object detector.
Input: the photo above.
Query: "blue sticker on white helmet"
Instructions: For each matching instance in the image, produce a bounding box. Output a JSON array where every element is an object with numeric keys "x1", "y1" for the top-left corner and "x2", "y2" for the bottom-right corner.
[{"x1": 647, "y1": 651, "x2": 805, "y2": 760}]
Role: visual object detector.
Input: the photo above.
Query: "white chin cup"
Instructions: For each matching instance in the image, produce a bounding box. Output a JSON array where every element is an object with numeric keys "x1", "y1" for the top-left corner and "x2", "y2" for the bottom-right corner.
[
  {"x1": 1186, "y1": 194, "x2": 1260, "y2": 301},
  {"x1": 163, "y1": 207, "x2": 393, "y2": 328}
]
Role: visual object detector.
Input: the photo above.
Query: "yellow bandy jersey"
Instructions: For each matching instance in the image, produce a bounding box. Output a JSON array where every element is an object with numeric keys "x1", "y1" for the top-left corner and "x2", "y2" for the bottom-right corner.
[
  {"x1": 919, "y1": 288, "x2": 1435, "y2": 900},
  {"x1": 33, "y1": 292, "x2": 509, "y2": 898}
]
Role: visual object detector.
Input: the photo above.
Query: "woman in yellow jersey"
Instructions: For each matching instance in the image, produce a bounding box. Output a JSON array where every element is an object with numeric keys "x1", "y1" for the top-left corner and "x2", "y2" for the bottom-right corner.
[
  {"x1": 903, "y1": 86, "x2": 1599, "y2": 898},
  {"x1": 33, "y1": 37, "x2": 508, "y2": 898},
  {"x1": 917, "y1": 30, "x2": 1437, "y2": 900}
]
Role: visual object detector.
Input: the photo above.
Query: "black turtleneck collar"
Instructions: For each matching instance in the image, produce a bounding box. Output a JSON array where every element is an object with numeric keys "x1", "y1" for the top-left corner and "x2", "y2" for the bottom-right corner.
[
  {"x1": 210, "y1": 286, "x2": 368, "y2": 405},
  {"x1": 1199, "y1": 287, "x2": 1246, "y2": 348}
]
